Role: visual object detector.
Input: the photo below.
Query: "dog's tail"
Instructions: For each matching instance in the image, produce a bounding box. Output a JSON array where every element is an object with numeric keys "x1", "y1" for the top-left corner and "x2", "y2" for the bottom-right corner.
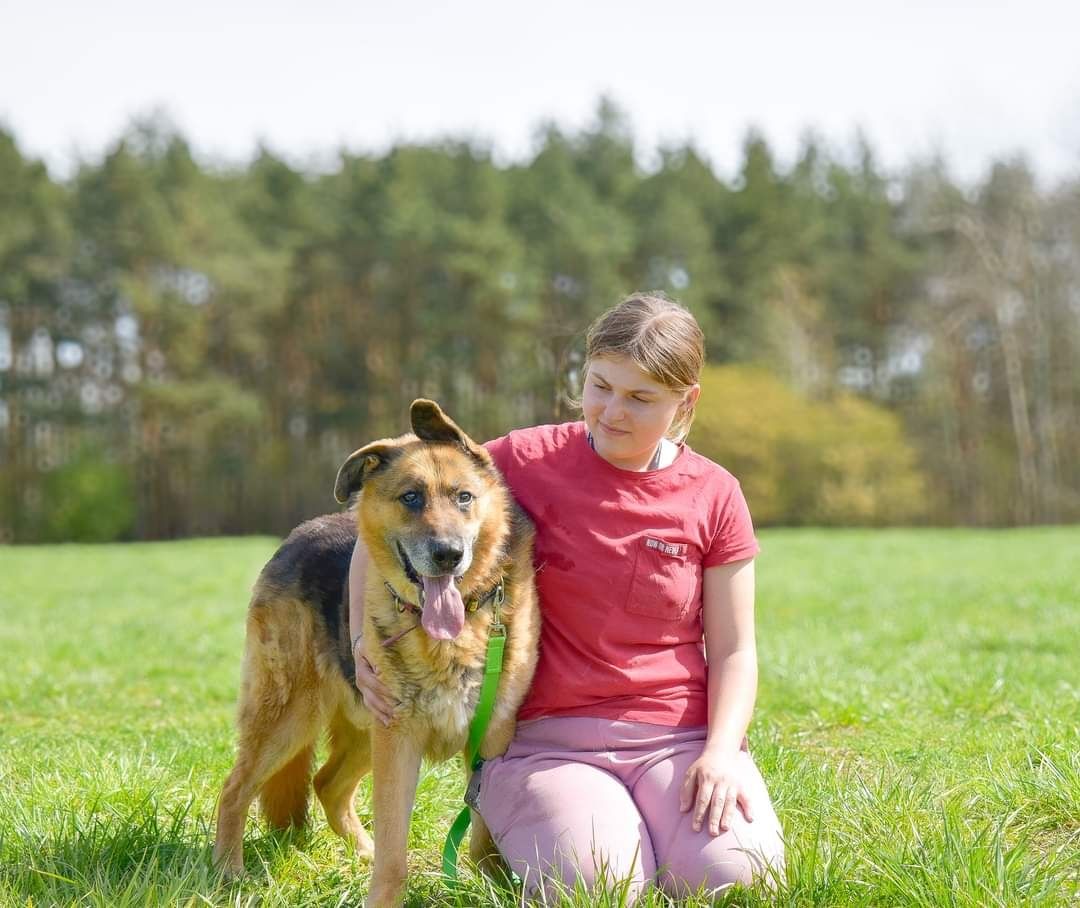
[{"x1": 260, "y1": 744, "x2": 314, "y2": 829}]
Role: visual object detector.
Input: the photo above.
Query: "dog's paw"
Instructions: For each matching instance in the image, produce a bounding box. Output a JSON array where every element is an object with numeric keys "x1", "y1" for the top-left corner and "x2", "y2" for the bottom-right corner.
[
  {"x1": 214, "y1": 858, "x2": 246, "y2": 882},
  {"x1": 211, "y1": 841, "x2": 246, "y2": 882},
  {"x1": 353, "y1": 827, "x2": 375, "y2": 861},
  {"x1": 365, "y1": 876, "x2": 406, "y2": 908}
]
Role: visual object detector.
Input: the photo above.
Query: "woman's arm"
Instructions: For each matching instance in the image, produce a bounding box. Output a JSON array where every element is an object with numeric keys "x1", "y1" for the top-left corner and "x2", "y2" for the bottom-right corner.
[
  {"x1": 701, "y1": 557, "x2": 758, "y2": 755},
  {"x1": 349, "y1": 536, "x2": 397, "y2": 726},
  {"x1": 680, "y1": 557, "x2": 759, "y2": 834},
  {"x1": 348, "y1": 536, "x2": 368, "y2": 652}
]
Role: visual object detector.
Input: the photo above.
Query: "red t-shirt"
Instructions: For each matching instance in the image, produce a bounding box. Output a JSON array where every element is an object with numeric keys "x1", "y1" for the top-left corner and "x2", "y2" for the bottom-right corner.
[{"x1": 485, "y1": 421, "x2": 760, "y2": 727}]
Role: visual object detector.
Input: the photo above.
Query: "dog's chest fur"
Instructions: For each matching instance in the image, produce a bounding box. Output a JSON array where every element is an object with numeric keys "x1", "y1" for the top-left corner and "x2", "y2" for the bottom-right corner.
[
  {"x1": 399, "y1": 656, "x2": 484, "y2": 760},
  {"x1": 378, "y1": 647, "x2": 483, "y2": 760},
  {"x1": 418, "y1": 676, "x2": 480, "y2": 758}
]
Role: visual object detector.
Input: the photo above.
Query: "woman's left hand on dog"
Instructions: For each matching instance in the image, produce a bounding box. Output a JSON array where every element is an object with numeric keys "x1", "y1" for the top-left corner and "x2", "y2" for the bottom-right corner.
[{"x1": 353, "y1": 637, "x2": 399, "y2": 726}]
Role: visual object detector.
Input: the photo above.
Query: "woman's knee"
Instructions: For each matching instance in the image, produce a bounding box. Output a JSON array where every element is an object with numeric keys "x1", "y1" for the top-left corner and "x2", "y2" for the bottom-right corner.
[
  {"x1": 518, "y1": 840, "x2": 651, "y2": 904},
  {"x1": 659, "y1": 834, "x2": 785, "y2": 897},
  {"x1": 479, "y1": 756, "x2": 657, "y2": 899}
]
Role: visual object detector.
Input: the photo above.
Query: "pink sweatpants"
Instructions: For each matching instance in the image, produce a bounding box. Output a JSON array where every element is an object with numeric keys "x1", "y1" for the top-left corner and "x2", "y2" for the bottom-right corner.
[{"x1": 475, "y1": 717, "x2": 785, "y2": 899}]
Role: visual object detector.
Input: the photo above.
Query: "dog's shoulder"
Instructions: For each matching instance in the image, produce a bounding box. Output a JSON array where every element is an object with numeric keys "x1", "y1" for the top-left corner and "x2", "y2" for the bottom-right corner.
[
  {"x1": 502, "y1": 499, "x2": 535, "y2": 563},
  {"x1": 256, "y1": 511, "x2": 356, "y2": 610}
]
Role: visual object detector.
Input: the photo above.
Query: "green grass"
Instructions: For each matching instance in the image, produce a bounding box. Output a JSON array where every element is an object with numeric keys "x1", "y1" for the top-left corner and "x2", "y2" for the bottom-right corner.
[{"x1": 1, "y1": 529, "x2": 1078, "y2": 906}]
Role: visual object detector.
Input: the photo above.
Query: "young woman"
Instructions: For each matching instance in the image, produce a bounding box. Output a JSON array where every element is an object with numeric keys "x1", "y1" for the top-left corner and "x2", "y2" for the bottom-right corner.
[{"x1": 349, "y1": 293, "x2": 785, "y2": 899}]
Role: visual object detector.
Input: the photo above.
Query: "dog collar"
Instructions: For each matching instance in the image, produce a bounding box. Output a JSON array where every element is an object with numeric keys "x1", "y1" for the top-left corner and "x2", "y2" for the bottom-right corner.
[
  {"x1": 383, "y1": 580, "x2": 424, "y2": 616},
  {"x1": 379, "y1": 578, "x2": 505, "y2": 649},
  {"x1": 467, "y1": 578, "x2": 506, "y2": 614}
]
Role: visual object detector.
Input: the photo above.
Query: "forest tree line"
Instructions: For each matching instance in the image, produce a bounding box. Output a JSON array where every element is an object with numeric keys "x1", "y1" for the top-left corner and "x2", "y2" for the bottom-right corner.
[{"x1": 2, "y1": 102, "x2": 1078, "y2": 541}]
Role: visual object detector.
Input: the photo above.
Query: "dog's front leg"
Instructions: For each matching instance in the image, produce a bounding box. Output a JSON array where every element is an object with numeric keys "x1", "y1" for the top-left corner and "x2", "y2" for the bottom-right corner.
[{"x1": 366, "y1": 725, "x2": 422, "y2": 908}]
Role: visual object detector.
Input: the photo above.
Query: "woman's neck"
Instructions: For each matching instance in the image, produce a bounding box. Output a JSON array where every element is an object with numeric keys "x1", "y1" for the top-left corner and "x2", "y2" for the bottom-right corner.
[{"x1": 588, "y1": 432, "x2": 677, "y2": 472}]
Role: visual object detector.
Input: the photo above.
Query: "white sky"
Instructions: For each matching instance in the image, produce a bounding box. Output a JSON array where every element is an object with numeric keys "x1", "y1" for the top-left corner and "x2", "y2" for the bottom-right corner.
[{"x1": 3, "y1": 0, "x2": 1079, "y2": 185}]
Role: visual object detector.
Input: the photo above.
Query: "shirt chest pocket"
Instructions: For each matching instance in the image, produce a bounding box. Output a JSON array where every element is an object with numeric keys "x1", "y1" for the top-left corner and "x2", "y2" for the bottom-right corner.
[{"x1": 624, "y1": 537, "x2": 700, "y2": 621}]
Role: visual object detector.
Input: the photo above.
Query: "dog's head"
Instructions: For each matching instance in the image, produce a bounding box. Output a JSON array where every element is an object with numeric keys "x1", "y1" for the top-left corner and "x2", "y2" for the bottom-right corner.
[{"x1": 334, "y1": 399, "x2": 508, "y2": 641}]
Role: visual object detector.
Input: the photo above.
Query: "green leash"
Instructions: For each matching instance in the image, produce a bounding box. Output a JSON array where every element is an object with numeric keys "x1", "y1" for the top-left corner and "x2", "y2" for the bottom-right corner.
[{"x1": 441, "y1": 584, "x2": 506, "y2": 883}]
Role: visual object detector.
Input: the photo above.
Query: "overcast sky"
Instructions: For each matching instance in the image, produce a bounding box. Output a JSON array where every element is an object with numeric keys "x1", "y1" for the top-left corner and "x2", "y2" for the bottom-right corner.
[{"x1": 3, "y1": 0, "x2": 1079, "y2": 184}]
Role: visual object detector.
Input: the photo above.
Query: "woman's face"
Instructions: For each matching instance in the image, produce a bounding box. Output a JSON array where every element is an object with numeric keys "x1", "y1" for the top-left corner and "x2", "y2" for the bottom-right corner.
[{"x1": 581, "y1": 355, "x2": 699, "y2": 471}]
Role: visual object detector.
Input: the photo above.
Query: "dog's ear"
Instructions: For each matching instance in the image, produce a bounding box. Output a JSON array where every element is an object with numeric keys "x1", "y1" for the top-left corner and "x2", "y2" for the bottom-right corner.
[
  {"x1": 410, "y1": 399, "x2": 466, "y2": 444},
  {"x1": 409, "y1": 399, "x2": 491, "y2": 465},
  {"x1": 334, "y1": 441, "x2": 400, "y2": 503}
]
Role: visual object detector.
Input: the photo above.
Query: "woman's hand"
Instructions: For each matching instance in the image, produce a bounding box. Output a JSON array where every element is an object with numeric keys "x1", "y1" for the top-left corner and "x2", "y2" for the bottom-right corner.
[
  {"x1": 352, "y1": 636, "x2": 398, "y2": 726},
  {"x1": 679, "y1": 749, "x2": 755, "y2": 836}
]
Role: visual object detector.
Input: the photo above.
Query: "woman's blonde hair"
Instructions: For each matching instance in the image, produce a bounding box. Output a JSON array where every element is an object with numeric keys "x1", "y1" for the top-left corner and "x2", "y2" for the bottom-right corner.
[{"x1": 583, "y1": 292, "x2": 705, "y2": 443}]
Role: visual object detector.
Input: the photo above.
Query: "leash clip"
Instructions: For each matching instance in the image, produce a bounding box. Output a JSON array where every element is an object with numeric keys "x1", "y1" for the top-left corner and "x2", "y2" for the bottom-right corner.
[
  {"x1": 490, "y1": 580, "x2": 506, "y2": 637},
  {"x1": 464, "y1": 760, "x2": 484, "y2": 808}
]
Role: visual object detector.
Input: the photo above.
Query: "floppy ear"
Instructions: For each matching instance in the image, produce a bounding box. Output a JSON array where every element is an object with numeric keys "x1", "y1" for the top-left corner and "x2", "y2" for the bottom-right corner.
[
  {"x1": 334, "y1": 441, "x2": 400, "y2": 504},
  {"x1": 409, "y1": 399, "x2": 491, "y2": 465}
]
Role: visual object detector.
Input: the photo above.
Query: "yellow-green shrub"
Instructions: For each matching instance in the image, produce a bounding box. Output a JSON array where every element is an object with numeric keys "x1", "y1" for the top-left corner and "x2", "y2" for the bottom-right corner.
[{"x1": 690, "y1": 365, "x2": 927, "y2": 526}]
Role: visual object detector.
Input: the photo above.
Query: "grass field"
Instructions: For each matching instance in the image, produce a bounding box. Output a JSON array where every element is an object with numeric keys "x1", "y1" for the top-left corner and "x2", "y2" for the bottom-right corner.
[{"x1": 1, "y1": 528, "x2": 1078, "y2": 906}]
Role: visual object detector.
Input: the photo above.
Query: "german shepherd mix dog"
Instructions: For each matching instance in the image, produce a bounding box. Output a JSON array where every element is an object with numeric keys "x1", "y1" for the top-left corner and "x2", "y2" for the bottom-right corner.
[{"x1": 213, "y1": 400, "x2": 540, "y2": 907}]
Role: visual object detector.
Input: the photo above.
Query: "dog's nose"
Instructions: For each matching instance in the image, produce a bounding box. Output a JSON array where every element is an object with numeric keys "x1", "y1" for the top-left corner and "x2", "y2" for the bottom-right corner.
[{"x1": 431, "y1": 541, "x2": 464, "y2": 573}]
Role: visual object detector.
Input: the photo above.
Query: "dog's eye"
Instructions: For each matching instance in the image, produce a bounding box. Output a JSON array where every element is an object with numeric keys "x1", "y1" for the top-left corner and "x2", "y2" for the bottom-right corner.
[
  {"x1": 400, "y1": 491, "x2": 422, "y2": 507},
  {"x1": 457, "y1": 491, "x2": 474, "y2": 505}
]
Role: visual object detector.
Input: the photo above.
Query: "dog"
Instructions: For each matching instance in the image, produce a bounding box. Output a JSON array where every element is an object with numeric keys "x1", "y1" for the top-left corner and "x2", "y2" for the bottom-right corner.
[{"x1": 213, "y1": 399, "x2": 540, "y2": 907}]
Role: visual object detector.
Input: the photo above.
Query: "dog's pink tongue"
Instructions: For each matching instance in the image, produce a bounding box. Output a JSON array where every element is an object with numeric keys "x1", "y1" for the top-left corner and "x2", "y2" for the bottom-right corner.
[{"x1": 421, "y1": 575, "x2": 465, "y2": 640}]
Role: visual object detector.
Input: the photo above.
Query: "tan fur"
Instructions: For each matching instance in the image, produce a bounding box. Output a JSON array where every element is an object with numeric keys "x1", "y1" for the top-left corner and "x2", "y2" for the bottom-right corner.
[
  {"x1": 213, "y1": 401, "x2": 539, "y2": 908},
  {"x1": 260, "y1": 744, "x2": 313, "y2": 829}
]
